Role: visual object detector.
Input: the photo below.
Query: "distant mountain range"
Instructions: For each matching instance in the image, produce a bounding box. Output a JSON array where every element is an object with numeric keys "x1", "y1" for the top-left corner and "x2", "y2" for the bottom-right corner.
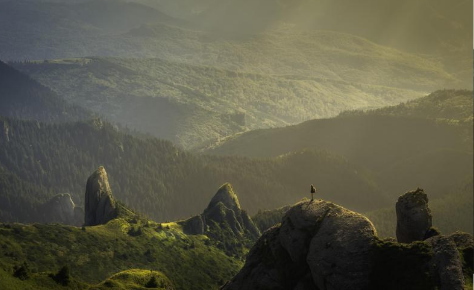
[
  {"x1": 203, "y1": 90, "x2": 473, "y2": 235},
  {"x1": 2, "y1": 0, "x2": 470, "y2": 87},
  {"x1": 0, "y1": 58, "x2": 471, "y2": 237},
  {"x1": 10, "y1": 36, "x2": 463, "y2": 147}
]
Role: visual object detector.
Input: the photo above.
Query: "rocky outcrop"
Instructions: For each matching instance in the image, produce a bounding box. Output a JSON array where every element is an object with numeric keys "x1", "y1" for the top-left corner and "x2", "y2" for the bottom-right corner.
[
  {"x1": 181, "y1": 215, "x2": 205, "y2": 235},
  {"x1": 180, "y1": 183, "x2": 260, "y2": 240},
  {"x1": 448, "y1": 231, "x2": 473, "y2": 270},
  {"x1": 223, "y1": 200, "x2": 377, "y2": 290},
  {"x1": 426, "y1": 235, "x2": 465, "y2": 290},
  {"x1": 396, "y1": 188, "x2": 432, "y2": 243},
  {"x1": 84, "y1": 166, "x2": 117, "y2": 226},
  {"x1": 40, "y1": 193, "x2": 83, "y2": 226},
  {"x1": 222, "y1": 193, "x2": 472, "y2": 290}
]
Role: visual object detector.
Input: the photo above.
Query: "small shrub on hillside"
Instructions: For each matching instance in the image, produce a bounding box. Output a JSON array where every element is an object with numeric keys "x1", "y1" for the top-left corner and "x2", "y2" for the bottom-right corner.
[
  {"x1": 145, "y1": 276, "x2": 158, "y2": 288},
  {"x1": 128, "y1": 226, "x2": 143, "y2": 236},
  {"x1": 13, "y1": 262, "x2": 29, "y2": 280},
  {"x1": 51, "y1": 265, "x2": 71, "y2": 286}
]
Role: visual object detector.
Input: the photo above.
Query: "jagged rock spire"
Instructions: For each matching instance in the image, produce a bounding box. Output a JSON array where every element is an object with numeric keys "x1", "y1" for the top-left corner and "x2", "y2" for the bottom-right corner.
[
  {"x1": 206, "y1": 183, "x2": 241, "y2": 212},
  {"x1": 181, "y1": 183, "x2": 260, "y2": 239},
  {"x1": 396, "y1": 188, "x2": 432, "y2": 243},
  {"x1": 84, "y1": 166, "x2": 117, "y2": 226}
]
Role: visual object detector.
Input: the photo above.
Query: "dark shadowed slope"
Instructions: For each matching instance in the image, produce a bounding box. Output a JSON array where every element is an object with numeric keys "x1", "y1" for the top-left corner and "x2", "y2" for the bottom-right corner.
[
  {"x1": 205, "y1": 90, "x2": 473, "y2": 213},
  {"x1": 0, "y1": 116, "x2": 383, "y2": 223},
  {"x1": 0, "y1": 61, "x2": 91, "y2": 122}
]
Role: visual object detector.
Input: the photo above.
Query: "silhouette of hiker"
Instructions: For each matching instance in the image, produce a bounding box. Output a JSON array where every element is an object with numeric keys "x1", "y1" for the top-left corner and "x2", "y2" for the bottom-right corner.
[{"x1": 310, "y1": 184, "x2": 316, "y2": 200}]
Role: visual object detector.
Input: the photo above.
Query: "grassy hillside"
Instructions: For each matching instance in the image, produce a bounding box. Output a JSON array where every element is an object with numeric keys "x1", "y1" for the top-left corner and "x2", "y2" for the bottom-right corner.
[
  {"x1": 0, "y1": 116, "x2": 383, "y2": 224},
  {"x1": 0, "y1": 61, "x2": 90, "y2": 122},
  {"x1": 0, "y1": 216, "x2": 241, "y2": 290}
]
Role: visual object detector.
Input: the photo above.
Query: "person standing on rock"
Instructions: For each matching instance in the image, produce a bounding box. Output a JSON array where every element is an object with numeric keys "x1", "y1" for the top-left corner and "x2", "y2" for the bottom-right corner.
[{"x1": 311, "y1": 184, "x2": 316, "y2": 201}]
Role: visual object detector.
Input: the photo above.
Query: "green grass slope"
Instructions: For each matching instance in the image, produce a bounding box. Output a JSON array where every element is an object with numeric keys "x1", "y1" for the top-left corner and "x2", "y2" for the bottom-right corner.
[
  {"x1": 91, "y1": 269, "x2": 174, "y2": 290},
  {"x1": 0, "y1": 217, "x2": 241, "y2": 290}
]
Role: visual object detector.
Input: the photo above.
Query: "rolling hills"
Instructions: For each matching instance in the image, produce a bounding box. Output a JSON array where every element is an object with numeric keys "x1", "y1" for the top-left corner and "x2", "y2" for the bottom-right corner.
[
  {"x1": 11, "y1": 40, "x2": 458, "y2": 148},
  {"x1": 204, "y1": 90, "x2": 473, "y2": 235}
]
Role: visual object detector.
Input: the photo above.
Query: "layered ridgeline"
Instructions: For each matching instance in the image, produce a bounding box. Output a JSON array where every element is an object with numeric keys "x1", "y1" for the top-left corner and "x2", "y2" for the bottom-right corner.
[
  {"x1": 0, "y1": 0, "x2": 185, "y2": 61},
  {"x1": 11, "y1": 45, "x2": 456, "y2": 148},
  {"x1": 1, "y1": 0, "x2": 471, "y2": 90},
  {"x1": 206, "y1": 90, "x2": 473, "y2": 235},
  {"x1": 223, "y1": 190, "x2": 473, "y2": 290},
  {"x1": 0, "y1": 167, "x2": 260, "y2": 290},
  {"x1": 0, "y1": 61, "x2": 91, "y2": 122},
  {"x1": 0, "y1": 115, "x2": 383, "y2": 224}
]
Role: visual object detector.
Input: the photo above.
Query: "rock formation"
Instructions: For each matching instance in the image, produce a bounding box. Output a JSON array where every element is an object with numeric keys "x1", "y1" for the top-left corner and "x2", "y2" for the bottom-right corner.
[
  {"x1": 222, "y1": 200, "x2": 377, "y2": 290},
  {"x1": 425, "y1": 235, "x2": 465, "y2": 290},
  {"x1": 396, "y1": 188, "x2": 432, "y2": 243},
  {"x1": 41, "y1": 193, "x2": 83, "y2": 226},
  {"x1": 180, "y1": 183, "x2": 260, "y2": 240},
  {"x1": 84, "y1": 166, "x2": 117, "y2": 226},
  {"x1": 222, "y1": 190, "x2": 472, "y2": 290}
]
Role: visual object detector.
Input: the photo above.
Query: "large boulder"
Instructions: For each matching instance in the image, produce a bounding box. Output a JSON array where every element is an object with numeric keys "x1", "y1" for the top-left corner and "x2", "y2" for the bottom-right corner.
[
  {"x1": 223, "y1": 200, "x2": 377, "y2": 290},
  {"x1": 84, "y1": 166, "x2": 117, "y2": 226},
  {"x1": 222, "y1": 197, "x2": 472, "y2": 290},
  {"x1": 396, "y1": 188, "x2": 432, "y2": 243},
  {"x1": 306, "y1": 204, "x2": 377, "y2": 290},
  {"x1": 222, "y1": 225, "x2": 310, "y2": 290}
]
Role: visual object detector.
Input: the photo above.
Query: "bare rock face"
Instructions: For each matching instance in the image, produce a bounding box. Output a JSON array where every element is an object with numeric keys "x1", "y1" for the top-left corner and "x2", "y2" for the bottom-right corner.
[
  {"x1": 222, "y1": 191, "x2": 471, "y2": 290},
  {"x1": 396, "y1": 188, "x2": 432, "y2": 243},
  {"x1": 448, "y1": 231, "x2": 473, "y2": 270},
  {"x1": 41, "y1": 193, "x2": 82, "y2": 226},
  {"x1": 84, "y1": 166, "x2": 117, "y2": 226},
  {"x1": 181, "y1": 215, "x2": 205, "y2": 235},
  {"x1": 223, "y1": 200, "x2": 377, "y2": 290},
  {"x1": 181, "y1": 183, "x2": 260, "y2": 239},
  {"x1": 426, "y1": 235, "x2": 465, "y2": 290},
  {"x1": 306, "y1": 205, "x2": 377, "y2": 290}
]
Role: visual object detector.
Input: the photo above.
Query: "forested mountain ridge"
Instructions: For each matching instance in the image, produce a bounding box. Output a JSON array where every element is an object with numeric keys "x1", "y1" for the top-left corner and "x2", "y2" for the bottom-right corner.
[
  {"x1": 205, "y1": 90, "x2": 472, "y2": 161},
  {"x1": 338, "y1": 89, "x2": 473, "y2": 123},
  {"x1": 11, "y1": 40, "x2": 458, "y2": 148},
  {"x1": 0, "y1": 116, "x2": 383, "y2": 224},
  {"x1": 207, "y1": 90, "x2": 473, "y2": 237},
  {"x1": 0, "y1": 61, "x2": 91, "y2": 122}
]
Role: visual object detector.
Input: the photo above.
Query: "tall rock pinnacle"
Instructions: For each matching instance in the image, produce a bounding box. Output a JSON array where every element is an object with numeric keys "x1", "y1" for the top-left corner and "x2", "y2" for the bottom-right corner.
[
  {"x1": 84, "y1": 166, "x2": 117, "y2": 226},
  {"x1": 181, "y1": 183, "x2": 260, "y2": 240},
  {"x1": 396, "y1": 188, "x2": 432, "y2": 243}
]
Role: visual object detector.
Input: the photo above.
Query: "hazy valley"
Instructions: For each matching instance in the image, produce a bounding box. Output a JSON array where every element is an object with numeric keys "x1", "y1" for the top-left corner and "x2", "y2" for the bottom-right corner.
[{"x1": 0, "y1": 0, "x2": 472, "y2": 289}]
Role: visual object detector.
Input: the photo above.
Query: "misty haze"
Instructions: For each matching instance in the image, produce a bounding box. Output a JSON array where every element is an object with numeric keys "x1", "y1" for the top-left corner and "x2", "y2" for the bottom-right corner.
[{"x1": 0, "y1": 0, "x2": 472, "y2": 289}]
